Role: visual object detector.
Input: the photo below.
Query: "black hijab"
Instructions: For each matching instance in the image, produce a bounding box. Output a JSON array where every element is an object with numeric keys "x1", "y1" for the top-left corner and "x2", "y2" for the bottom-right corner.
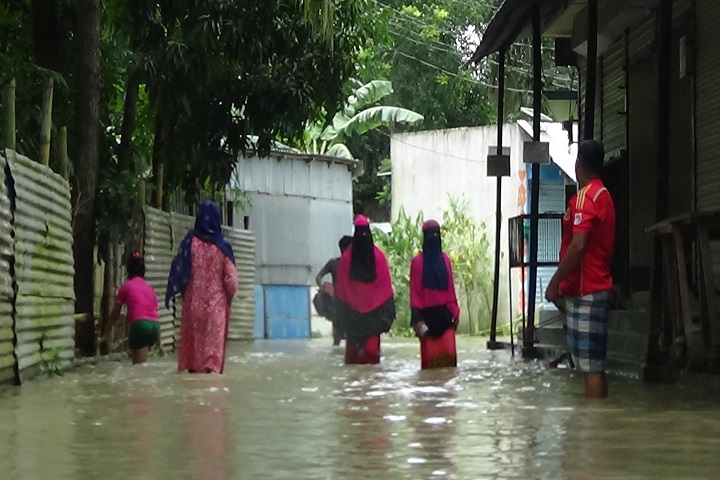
[
  {"x1": 350, "y1": 218, "x2": 376, "y2": 283},
  {"x1": 422, "y1": 220, "x2": 449, "y2": 291}
]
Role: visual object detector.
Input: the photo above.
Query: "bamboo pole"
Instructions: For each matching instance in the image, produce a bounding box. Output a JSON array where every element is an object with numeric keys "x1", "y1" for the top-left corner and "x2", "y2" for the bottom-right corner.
[
  {"x1": 58, "y1": 126, "x2": 69, "y2": 179},
  {"x1": 155, "y1": 164, "x2": 164, "y2": 208},
  {"x1": 134, "y1": 179, "x2": 146, "y2": 253},
  {"x1": 2, "y1": 79, "x2": 16, "y2": 151},
  {"x1": 73, "y1": 313, "x2": 93, "y2": 322},
  {"x1": 98, "y1": 241, "x2": 115, "y2": 355},
  {"x1": 137, "y1": 179, "x2": 146, "y2": 207},
  {"x1": 39, "y1": 77, "x2": 54, "y2": 166}
]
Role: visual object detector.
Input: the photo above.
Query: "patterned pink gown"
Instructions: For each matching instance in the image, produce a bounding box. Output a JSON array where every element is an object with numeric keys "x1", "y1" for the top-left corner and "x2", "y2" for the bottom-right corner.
[{"x1": 178, "y1": 238, "x2": 238, "y2": 373}]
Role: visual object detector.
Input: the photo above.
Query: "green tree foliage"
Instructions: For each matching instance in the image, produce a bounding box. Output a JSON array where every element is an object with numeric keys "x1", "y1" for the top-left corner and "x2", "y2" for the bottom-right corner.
[
  {"x1": 0, "y1": 0, "x2": 377, "y2": 352},
  {"x1": 352, "y1": 0, "x2": 575, "y2": 217},
  {"x1": 96, "y1": 0, "x2": 374, "y2": 210},
  {"x1": 297, "y1": 0, "x2": 336, "y2": 42},
  {"x1": 293, "y1": 80, "x2": 423, "y2": 160},
  {"x1": 0, "y1": 0, "x2": 72, "y2": 158},
  {"x1": 1, "y1": 0, "x2": 374, "y2": 236}
]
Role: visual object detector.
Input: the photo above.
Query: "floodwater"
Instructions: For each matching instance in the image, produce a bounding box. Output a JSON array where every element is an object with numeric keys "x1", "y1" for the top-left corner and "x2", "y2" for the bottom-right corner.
[{"x1": 1, "y1": 338, "x2": 720, "y2": 480}]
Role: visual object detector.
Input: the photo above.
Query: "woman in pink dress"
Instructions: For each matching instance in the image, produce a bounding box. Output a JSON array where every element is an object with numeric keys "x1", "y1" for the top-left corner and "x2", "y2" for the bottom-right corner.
[
  {"x1": 409, "y1": 220, "x2": 460, "y2": 369},
  {"x1": 166, "y1": 202, "x2": 237, "y2": 373}
]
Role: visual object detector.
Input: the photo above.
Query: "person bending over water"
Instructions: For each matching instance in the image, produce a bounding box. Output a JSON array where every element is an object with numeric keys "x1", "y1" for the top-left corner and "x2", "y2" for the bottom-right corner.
[
  {"x1": 100, "y1": 252, "x2": 164, "y2": 364},
  {"x1": 315, "y1": 235, "x2": 353, "y2": 346}
]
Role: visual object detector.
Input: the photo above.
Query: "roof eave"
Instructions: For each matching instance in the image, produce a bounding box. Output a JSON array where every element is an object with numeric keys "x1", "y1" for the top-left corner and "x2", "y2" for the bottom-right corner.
[{"x1": 469, "y1": 0, "x2": 567, "y2": 64}]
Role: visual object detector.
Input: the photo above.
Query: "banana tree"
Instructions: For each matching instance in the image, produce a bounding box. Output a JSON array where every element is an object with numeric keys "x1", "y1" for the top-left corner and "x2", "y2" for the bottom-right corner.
[
  {"x1": 297, "y1": 0, "x2": 334, "y2": 40},
  {"x1": 296, "y1": 80, "x2": 424, "y2": 159}
]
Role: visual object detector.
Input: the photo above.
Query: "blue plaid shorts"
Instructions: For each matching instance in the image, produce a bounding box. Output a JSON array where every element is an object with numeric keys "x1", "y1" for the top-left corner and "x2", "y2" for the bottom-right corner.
[{"x1": 557, "y1": 291, "x2": 611, "y2": 373}]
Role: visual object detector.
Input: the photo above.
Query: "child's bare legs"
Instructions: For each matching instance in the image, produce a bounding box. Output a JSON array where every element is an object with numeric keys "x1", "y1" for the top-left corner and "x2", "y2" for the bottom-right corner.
[
  {"x1": 132, "y1": 347, "x2": 150, "y2": 364},
  {"x1": 132, "y1": 334, "x2": 163, "y2": 364},
  {"x1": 155, "y1": 335, "x2": 165, "y2": 356}
]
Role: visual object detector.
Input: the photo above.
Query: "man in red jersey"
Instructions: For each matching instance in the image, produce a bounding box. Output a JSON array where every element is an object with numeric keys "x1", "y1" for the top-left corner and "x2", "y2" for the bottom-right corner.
[{"x1": 545, "y1": 139, "x2": 616, "y2": 399}]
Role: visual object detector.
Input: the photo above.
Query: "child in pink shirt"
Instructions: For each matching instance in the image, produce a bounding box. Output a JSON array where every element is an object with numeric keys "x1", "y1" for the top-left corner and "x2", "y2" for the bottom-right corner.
[{"x1": 100, "y1": 252, "x2": 164, "y2": 364}]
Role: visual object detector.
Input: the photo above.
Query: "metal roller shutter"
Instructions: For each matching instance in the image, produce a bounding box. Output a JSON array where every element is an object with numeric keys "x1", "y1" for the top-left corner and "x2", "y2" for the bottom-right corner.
[
  {"x1": 628, "y1": 15, "x2": 655, "y2": 62},
  {"x1": 577, "y1": 56, "x2": 602, "y2": 141},
  {"x1": 577, "y1": 56, "x2": 586, "y2": 140},
  {"x1": 539, "y1": 183, "x2": 566, "y2": 214},
  {"x1": 695, "y1": 0, "x2": 720, "y2": 210},
  {"x1": 674, "y1": 0, "x2": 691, "y2": 19},
  {"x1": 602, "y1": 38, "x2": 627, "y2": 156},
  {"x1": 595, "y1": 58, "x2": 602, "y2": 141}
]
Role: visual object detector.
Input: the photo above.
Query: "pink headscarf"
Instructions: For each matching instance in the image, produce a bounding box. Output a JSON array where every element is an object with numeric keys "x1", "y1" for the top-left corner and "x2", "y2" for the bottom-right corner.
[
  {"x1": 422, "y1": 219, "x2": 440, "y2": 231},
  {"x1": 355, "y1": 215, "x2": 370, "y2": 227}
]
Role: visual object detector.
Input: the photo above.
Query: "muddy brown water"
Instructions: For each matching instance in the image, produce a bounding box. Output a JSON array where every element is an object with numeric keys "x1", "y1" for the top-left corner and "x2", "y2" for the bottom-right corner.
[{"x1": 1, "y1": 338, "x2": 720, "y2": 480}]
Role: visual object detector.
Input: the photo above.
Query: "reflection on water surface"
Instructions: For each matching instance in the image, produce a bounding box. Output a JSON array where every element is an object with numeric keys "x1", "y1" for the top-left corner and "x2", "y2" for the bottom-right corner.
[{"x1": 1, "y1": 338, "x2": 719, "y2": 480}]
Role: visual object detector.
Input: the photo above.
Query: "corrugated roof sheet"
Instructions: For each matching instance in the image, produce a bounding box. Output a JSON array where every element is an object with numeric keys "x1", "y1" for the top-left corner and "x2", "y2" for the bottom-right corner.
[
  {"x1": 7, "y1": 150, "x2": 75, "y2": 380},
  {"x1": 469, "y1": 0, "x2": 563, "y2": 64}
]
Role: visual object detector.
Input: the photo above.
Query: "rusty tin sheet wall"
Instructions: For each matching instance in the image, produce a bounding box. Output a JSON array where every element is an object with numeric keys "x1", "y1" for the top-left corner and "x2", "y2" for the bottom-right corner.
[
  {"x1": 8, "y1": 151, "x2": 74, "y2": 378},
  {"x1": 172, "y1": 213, "x2": 255, "y2": 340},
  {"x1": 142, "y1": 206, "x2": 176, "y2": 349},
  {"x1": 144, "y1": 207, "x2": 256, "y2": 344},
  {"x1": 222, "y1": 226, "x2": 255, "y2": 341},
  {"x1": 0, "y1": 152, "x2": 15, "y2": 384},
  {"x1": 144, "y1": 208, "x2": 256, "y2": 344},
  {"x1": 169, "y1": 213, "x2": 193, "y2": 344}
]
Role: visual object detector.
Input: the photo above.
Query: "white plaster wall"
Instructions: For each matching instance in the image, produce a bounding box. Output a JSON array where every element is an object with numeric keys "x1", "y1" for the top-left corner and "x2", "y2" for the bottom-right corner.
[
  {"x1": 229, "y1": 154, "x2": 355, "y2": 286},
  {"x1": 390, "y1": 125, "x2": 527, "y2": 326}
]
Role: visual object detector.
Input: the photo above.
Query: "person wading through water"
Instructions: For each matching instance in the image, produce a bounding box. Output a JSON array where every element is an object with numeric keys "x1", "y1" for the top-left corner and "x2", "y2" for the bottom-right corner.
[
  {"x1": 100, "y1": 252, "x2": 164, "y2": 364},
  {"x1": 334, "y1": 216, "x2": 395, "y2": 364},
  {"x1": 409, "y1": 220, "x2": 461, "y2": 369},
  {"x1": 166, "y1": 201, "x2": 238, "y2": 374},
  {"x1": 315, "y1": 235, "x2": 353, "y2": 346},
  {"x1": 545, "y1": 139, "x2": 616, "y2": 399}
]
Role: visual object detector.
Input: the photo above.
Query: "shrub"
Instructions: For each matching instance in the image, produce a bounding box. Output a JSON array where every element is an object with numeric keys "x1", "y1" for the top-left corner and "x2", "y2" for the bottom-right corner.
[{"x1": 374, "y1": 196, "x2": 493, "y2": 335}]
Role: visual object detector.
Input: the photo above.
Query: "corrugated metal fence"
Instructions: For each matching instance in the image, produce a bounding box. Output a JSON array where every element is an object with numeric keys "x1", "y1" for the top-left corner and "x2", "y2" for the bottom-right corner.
[
  {"x1": 143, "y1": 207, "x2": 176, "y2": 348},
  {"x1": 0, "y1": 149, "x2": 75, "y2": 385},
  {"x1": 143, "y1": 206, "x2": 256, "y2": 349},
  {"x1": 0, "y1": 152, "x2": 15, "y2": 384},
  {"x1": 169, "y1": 213, "x2": 193, "y2": 345},
  {"x1": 223, "y1": 227, "x2": 255, "y2": 340}
]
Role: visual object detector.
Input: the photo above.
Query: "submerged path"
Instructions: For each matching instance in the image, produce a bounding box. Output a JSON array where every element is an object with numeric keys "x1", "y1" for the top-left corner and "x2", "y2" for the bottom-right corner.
[{"x1": 1, "y1": 338, "x2": 720, "y2": 479}]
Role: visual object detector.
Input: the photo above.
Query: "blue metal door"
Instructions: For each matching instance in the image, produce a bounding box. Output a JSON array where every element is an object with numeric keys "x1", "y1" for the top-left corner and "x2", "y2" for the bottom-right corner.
[
  {"x1": 264, "y1": 285, "x2": 311, "y2": 339},
  {"x1": 254, "y1": 285, "x2": 265, "y2": 339}
]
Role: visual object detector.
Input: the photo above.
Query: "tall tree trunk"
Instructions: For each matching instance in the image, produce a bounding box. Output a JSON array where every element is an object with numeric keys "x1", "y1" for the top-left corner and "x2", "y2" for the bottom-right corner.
[
  {"x1": 56, "y1": 126, "x2": 69, "y2": 179},
  {"x1": 98, "y1": 238, "x2": 115, "y2": 356},
  {"x1": 2, "y1": 79, "x2": 15, "y2": 151},
  {"x1": 131, "y1": 180, "x2": 146, "y2": 253},
  {"x1": 152, "y1": 113, "x2": 168, "y2": 210},
  {"x1": 72, "y1": 0, "x2": 101, "y2": 356},
  {"x1": 39, "y1": 77, "x2": 54, "y2": 166},
  {"x1": 118, "y1": 71, "x2": 140, "y2": 173},
  {"x1": 32, "y1": 0, "x2": 63, "y2": 72}
]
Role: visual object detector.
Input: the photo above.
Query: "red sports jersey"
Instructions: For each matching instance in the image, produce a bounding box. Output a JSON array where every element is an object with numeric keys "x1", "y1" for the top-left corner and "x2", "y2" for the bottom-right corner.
[{"x1": 559, "y1": 178, "x2": 616, "y2": 297}]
